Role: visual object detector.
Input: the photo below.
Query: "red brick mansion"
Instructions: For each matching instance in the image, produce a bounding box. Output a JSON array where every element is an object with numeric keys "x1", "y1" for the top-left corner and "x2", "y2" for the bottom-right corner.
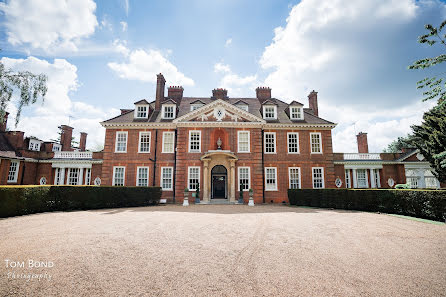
[{"x1": 0, "y1": 73, "x2": 443, "y2": 203}]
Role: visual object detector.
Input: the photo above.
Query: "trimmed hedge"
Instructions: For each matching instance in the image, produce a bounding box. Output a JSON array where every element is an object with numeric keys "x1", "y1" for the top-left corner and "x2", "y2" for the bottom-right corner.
[
  {"x1": 288, "y1": 189, "x2": 446, "y2": 222},
  {"x1": 0, "y1": 186, "x2": 162, "y2": 218}
]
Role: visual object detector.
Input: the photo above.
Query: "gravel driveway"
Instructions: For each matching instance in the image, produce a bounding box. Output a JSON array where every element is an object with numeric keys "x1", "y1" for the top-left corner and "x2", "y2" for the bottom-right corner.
[{"x1": 1, "y1": 205, "x2": 445, "y2": 296}]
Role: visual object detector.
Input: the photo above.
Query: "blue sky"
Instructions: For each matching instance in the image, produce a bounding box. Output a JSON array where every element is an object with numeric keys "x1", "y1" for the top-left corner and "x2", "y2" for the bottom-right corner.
[{"x1": 0, "y1": 0, "x2": 445, "y2": 152}]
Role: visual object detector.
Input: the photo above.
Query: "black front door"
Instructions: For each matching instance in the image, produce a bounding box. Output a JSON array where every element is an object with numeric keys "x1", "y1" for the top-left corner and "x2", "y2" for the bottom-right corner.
[{"x1": 212, "y1": 175, "x2": 226, "y2": 199}]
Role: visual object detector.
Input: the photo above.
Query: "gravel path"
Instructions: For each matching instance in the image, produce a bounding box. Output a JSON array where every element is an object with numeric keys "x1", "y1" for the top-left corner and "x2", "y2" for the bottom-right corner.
[{"x1": 1, "y1": 205, "x2": 445, "y2": 296}]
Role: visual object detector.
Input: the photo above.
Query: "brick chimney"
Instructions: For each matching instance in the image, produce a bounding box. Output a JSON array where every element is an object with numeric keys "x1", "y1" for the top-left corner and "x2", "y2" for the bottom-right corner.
[
  {"x1": 308, "y1": 90, "x2": 318, "y2": 117},
  {"x1": 356, "y1": 132, "x2": 369, "y2": 153},
  {"x1": 155, "y1": 73, "x2": 166, "y2": 110},
  {"x1": 79, "y1": 132, "x2": 87, "y2": 151},
  {"x1": 0, "y1": 112, "x2": 9, "y2": 132},
  {"x1": 212, "y1": 88, "x2": 228, "y2": 99},
  {"x1": 59, "y1": 125, "x2": 73, "y2": 151},
  {"x1": 168, "y1": 86, "x2": 184, "y2": 103},
  {"x1": 256, "y1": 87, "x2": 271, "y2": 103}
]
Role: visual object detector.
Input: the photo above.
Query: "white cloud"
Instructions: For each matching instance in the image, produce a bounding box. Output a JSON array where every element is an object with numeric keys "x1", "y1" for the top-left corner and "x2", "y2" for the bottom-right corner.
[
  {"x1": 214, "y1": 62, "x2": 231, "y2": 73},
  {"x1": 257, "y1": 0, "x2": 446, "y2": 151},
  {"x1": 120, "y1": 21, "x2": 128, "y2": 32},
  {"x1": 0, "y1": 0, "x2": 98, "y2": 53},
  {"x1": 100, "y1": 15, "x2": 113, "y2": 31},
  {"x1": 123, "y1": 0, "x2": 130, "y2": 16},
  {"x1": 1, "y1": 57, "x2": 117, "y2": 150},
  {"x1": 214, "y1": 63, "x2": 258, "y2": 96},
  {"x1": 108, "y1": 45, "x2": 194, "y2": 86},
  {"x1": 225, "y1": 38, "x2": 232, "y2": 47}
]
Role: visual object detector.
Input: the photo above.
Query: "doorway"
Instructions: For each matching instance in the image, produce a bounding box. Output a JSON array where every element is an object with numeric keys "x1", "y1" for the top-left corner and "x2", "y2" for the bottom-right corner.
[{"x1": 211, "y1": 165, "x2": 227, "y2": 199}]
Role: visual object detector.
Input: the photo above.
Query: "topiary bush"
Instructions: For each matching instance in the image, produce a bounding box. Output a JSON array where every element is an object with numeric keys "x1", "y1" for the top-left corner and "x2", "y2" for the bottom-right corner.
[
  {"x1": 288, "y1": 189, "x2": 446, "y2": 221},
  {"x1": 0, "y1": 186, "x2": 162, "y2": 218}
]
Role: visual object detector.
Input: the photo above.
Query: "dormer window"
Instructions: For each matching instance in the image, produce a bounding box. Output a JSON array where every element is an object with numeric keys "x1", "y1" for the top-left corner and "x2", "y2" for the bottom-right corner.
[
  {"x1": 136, "y1": 106, "x2": 148, "y2": 118},
  {"x1": 263, "y1": 105, "x2": 277, "y2": 120},
  {"x1": 190, "y1": 103, "x2": 204, "y2": 111},
  {"x1": 237, "y1": 104, "x2": 248, "y2": 112},
  {"x1": 29, "y1": 139, "x2": 41, "y2": 151},
  {"x1": 162, "y1": 104, "x2": 176, "y2": 119},
  {"x1": 52, "y1": 144, "x2": 62, "y2": 152},
  {"x1": 290, "y1": 106, "x2": 303, "y2": 120}
]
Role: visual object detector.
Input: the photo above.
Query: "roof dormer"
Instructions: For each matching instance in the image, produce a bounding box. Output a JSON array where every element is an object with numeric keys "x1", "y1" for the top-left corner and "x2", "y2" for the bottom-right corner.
[
  {"x1": 234, "y1": 100, "x2": 249, "y2": 112},
  {"x1": 190, "y1": 100, "x2": 205, "y2": 111},
  {"x1": 161, "y1": 99, "x2": 177, "y2": 119},
  {"x1": 28, "y1": 138, "x2": 42, "y2": 151},
  {"x1": 261, "y1": 100, "x2": 278, "y2": 120},
  {"x1": 288, "y1": 101, "x2": 304, "y2": 120},
  {"x1": 134, "y1": 99, "x2": 150, "y2": 119}
]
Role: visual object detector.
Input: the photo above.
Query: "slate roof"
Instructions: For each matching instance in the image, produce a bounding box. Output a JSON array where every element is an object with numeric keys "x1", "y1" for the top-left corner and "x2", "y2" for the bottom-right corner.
[{"x1": 102, "y1": 97, "x2": 335, "y2": 125}]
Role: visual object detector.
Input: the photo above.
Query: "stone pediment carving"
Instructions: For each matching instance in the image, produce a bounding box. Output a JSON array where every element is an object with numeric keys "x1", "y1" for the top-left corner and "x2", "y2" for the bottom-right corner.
[{"x1": 173, "y1": 99, "x2": 265, "y2": 123}]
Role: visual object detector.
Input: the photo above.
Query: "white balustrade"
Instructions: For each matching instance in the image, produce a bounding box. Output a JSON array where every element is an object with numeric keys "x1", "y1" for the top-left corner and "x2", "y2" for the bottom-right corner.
[
  {"x1": 54, "y1": 151, "x2": 93, "y2": 159},
  {"x1": 343, "y1": 153, "x2": 381, "y2": 160}
]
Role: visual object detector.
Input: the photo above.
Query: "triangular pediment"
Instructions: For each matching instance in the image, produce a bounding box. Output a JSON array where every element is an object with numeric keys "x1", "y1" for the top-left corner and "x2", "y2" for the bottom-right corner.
[{"x1": 173, "y1": 99, "x2": 265, "y2": 123}]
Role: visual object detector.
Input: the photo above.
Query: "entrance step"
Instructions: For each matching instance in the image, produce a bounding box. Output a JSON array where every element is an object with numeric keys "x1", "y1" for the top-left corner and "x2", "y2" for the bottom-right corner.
[{"x1": 199, "y1": 199, "x2": 240, "y2": 205}]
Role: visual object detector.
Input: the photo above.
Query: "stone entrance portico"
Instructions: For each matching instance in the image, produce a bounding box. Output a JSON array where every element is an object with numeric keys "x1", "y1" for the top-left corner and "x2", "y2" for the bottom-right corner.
[{"x1": 201, "y1": 150, "x2": 238, "y2": 202}]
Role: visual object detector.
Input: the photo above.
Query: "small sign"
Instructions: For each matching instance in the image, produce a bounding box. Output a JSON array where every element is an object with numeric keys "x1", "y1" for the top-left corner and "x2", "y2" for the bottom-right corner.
[{"x1": 160, "y1": 199, "x2": 167, "y2": 204}]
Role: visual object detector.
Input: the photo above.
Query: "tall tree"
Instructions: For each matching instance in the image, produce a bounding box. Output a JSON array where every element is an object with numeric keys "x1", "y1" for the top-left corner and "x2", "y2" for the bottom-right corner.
[
  {"x1": 411, "y1": 103, "x2": 446, "y2": 182},
  {"x1": 0, "y1": 59, "x2": 48, "y2": 127},
  {"x1": 383, "y1": 134, "x2": 417, "y2": 153},
  {"x1": 409, "y1": 20, "x2": 446, "y2": 106}
]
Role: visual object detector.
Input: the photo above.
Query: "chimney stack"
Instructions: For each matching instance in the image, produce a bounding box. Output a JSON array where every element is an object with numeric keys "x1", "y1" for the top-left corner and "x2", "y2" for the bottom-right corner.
[
  {"x1": 59, "y1": 125, "x2": 74, "y2": 151},
  {"x1": 168, "y1": 86, "x2": 184, "y2": 103},
  {"x1": 212, "y1": 88, "x2": 228, "y2": 99},
  {"x1": 308, "y1": 90, "x2": 318, "y2": 117},
  {"x1": 0, "y1": 112, "x2": 9, "y2": 132},
  {"x1": 79, "y1": 132, "x2": 87, "y2": 151},
  {"x1": 256, "y1": 87, "x2": 271, "y2": 103},
  {"x1": 356, "y1": 132, "x2": 369, "y2": 153},
  {"x1": 155, "y1": 73, "x2": 166, "y2": 110}
]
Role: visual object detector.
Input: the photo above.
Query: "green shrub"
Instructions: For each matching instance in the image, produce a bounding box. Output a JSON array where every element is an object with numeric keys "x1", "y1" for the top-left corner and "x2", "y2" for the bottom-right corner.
[
  {"x1": 0, "y1": 186, "x2": 161, "y2": 218},
  {"x1": 288, "y1": 189, "x2": 446, "y2": 221}
]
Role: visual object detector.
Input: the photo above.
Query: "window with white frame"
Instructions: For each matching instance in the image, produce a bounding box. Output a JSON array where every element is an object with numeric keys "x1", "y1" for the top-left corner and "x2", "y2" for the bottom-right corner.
[
  {"x1": 310, "y1": 133, "x2": 322, "y2": 153},
  {"x1": 161, "y1": 167, "x2": 173, "y2": 190},
  {"x1": 238, "y1": 167, "x2": 250, "y2": 191},
  {"x1": 290, "y1": 107, "x2": 303, "y2": 120},
  {"x1": 188, "y1": 167, "x2": 200, "y2": 191},
  {"x1": 52, "y1": 144, "x2": 61, "y2": 152},
  {"x1": 190, "y1": 104, "x2": 204, "y2": 111},
  {"x1": 289, "y1": 167, "x2": 301, "y2": 189},
  {"x1": 312, "y1": 167, "x2": 324, "y2": 189},
  {"x1": 264, "y1": 132, "x2": 276, "y2": 153},
  {"x1": 263, "y1": 105, "x2": 277, "y2": 119},
  {"x1": 373, "y1": 170, "x2": 380, "y2": 188},
  {"x1": 113, "y1": 166, "x2": 125, "y2": 186},
  {"x1": 265, "y1": 167, "x2": 277, "y2": 191},
  {"x1": 7, "y1": 161, "x2": 19, "y2": 183},
  {"x1": 237, "y1": 131, "x2": 250, "y2": 153},
  {"x1": 162, "y1": 132, "x2": 175, "y2": 153},
  {"x1": 54, "y1": 168, "x2": 63, "y2": 185},
  {"x1": 85, "y1": 168, "x2": 91, "y2": 185},
  {"x1": 135, "y1": 105, "x2": 148, "y2": 118},
  {"x1": 356, "y1": 169, "x2": 368, "y2": 188},
  {"x1": 162, "y1": 105, "x2": 176, "y2": 119},
  {"x1": 189, "y1": 131, "x2": 201, "y2": 152},
  {"x1": 115, "y1": 131, "x2": 128, "y2": 153},
  {"x1": 236, "y1": 104, "x2": 248, "y2": 112},
  {"x1": 29, "y1": 139, "x2": 41, "y2": 151},
  {"x1": 407, "y1": 177, "x2": 418, "y2": 188},
  {"x1": 287, "y1": 132, "x2": 300, "y2": 154},
  {"x1": 345, "y1": 169, "x2": 351, "y2": 188},
  {"x1": 138, "y1": 132, "x2": 151, "y2": 153},
  {"x1": 67, "y1": 168, "x2": 79, "y2": 185},
  {"x1": 137, "y1": 167, "x2": 149, "y2": 186}
]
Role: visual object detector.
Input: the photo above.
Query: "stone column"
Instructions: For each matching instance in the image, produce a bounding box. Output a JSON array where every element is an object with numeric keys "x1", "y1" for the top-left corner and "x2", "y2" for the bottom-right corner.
[
  {"x1": 370, "y1": 169, "x2": 376, "y2": 188},
  {"x1": 229, "y1": 160, "x2": 236, "y2": 202},
  {"x1": 59, "y1": 168, "x2": 65, "y2": 185},
  {"x1": 78, "y1": 168, "x2": 84, "y2": 185},
  {"x1": 417, "y1": 169, "x2": 426, "y2": 189},
  {"x1": 352, "y1": 169, "x2": 357, "y2": 188},
  {"x1": 203, "y1": 160, "x2": 210, "y2": 202}
]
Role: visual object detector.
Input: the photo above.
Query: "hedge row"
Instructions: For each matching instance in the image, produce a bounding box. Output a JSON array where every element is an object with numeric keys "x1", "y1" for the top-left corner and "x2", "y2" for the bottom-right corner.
[
  {"x1": 288, "y1": 189, "x2": 446, "y2": 221},
  {"x1": 0, "y1": 186, "x2": 162, "y2": 218}
]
